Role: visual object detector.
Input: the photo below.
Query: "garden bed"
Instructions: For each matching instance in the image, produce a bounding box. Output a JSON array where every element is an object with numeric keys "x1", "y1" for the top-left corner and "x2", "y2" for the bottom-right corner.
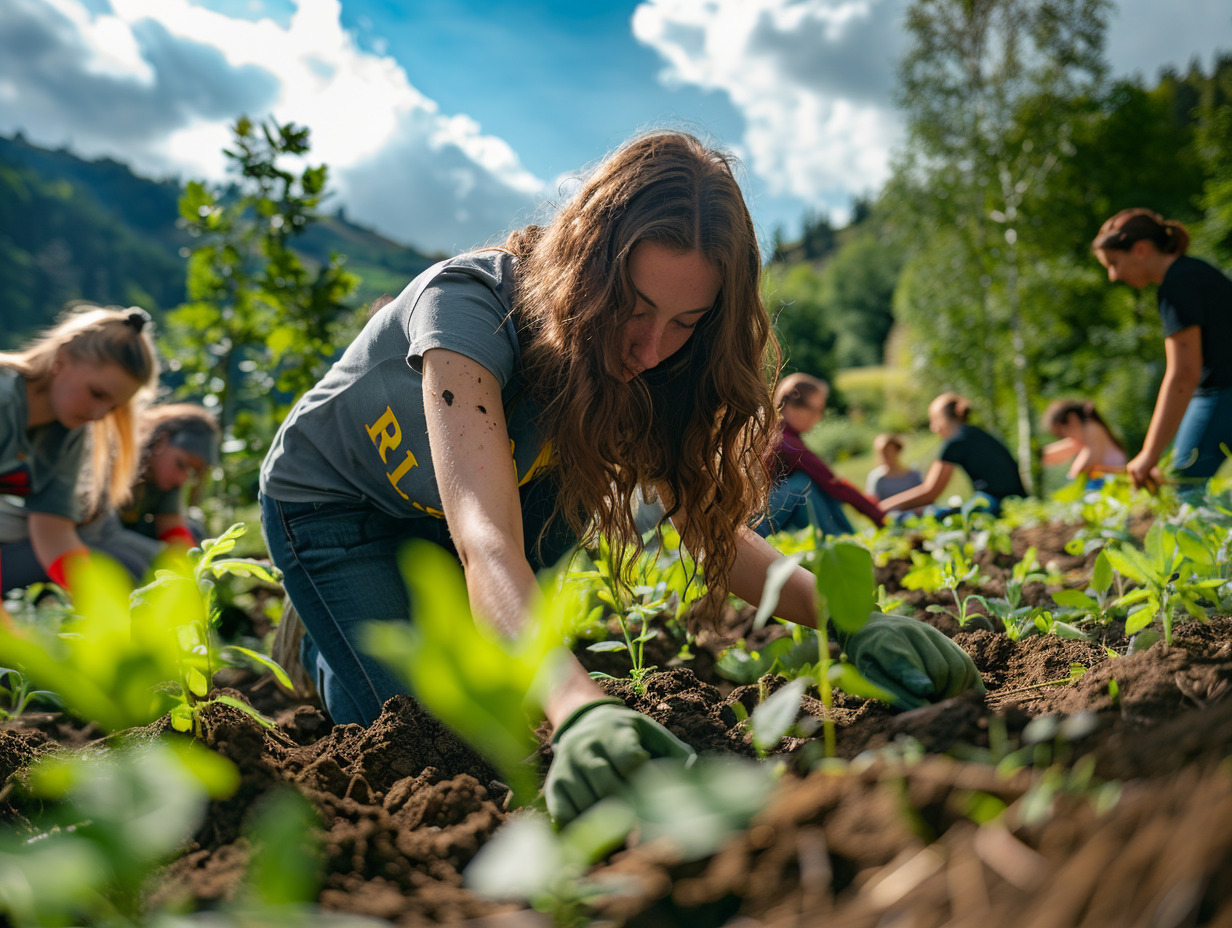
[{"x1": 3, "y1": 509, "x2": 1232, "y2": 927}]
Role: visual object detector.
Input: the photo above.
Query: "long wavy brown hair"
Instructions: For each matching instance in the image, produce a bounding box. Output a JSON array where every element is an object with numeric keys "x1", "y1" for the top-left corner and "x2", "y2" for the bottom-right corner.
[{"x1": 508, "y1": 131, "x2": 778, "y2": 615}]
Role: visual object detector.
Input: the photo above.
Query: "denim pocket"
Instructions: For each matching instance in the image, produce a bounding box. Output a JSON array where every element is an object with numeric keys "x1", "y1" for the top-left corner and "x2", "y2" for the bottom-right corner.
[{"x1": 280, "y1": 500, "x2": 371, "y2": 552}]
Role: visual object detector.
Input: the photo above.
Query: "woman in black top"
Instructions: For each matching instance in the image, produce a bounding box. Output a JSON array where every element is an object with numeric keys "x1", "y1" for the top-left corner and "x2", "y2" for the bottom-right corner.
[
  {"x1": 1093, "y1": 209, "x2": 1232, "y2": 495},
  {"x1": 881, "y1": 392, "x2": 1026, "y2": 516}
]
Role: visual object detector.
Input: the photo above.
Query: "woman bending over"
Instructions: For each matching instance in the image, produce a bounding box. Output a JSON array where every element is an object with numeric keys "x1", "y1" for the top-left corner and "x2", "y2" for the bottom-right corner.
[
  {"x1": 1092, "y1": 209, "x2": 1232, "y2": 494},
  {"x1": 259, "y1": 131, "x2": 981, "y2": 824}
]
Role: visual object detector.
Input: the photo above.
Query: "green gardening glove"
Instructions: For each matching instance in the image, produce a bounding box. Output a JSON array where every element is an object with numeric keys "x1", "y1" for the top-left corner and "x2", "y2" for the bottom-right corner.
[
  {"x1": 841, "y1": 612, "x2": 985, "y2": 710},
  {"x1": 545, "y1": 697, "x2": 696, "y2": 826}
]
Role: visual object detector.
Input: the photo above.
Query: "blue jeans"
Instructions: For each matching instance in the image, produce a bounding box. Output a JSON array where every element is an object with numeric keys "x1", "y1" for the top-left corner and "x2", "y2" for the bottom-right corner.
[
  {"x1": 1173, "y1": 386, "x2": 1232, "y2": 495},
  {"x1": 754, "y1": 470, "x2": 855, "y2": 538},
  {"x1": 260, "y1": 477, "x2": 578, "y2": 727}
]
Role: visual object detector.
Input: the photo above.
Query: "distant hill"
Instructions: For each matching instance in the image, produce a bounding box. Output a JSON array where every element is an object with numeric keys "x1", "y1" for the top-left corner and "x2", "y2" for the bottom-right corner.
[{"x1": 0, "y1": 133, "x2": 440, "y2": 347}]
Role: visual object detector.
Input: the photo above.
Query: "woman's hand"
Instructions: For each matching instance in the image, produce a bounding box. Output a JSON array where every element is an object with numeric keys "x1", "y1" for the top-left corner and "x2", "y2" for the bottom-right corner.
[
  {"x1": 1125, "y1": 451, "x2": 1162, "y2": 492},
  {"x1": 545, "y1": 698, "x2": 696, "y2": 825},
  {"x1": 840, "y1": 613, "x2": 984, "y2": 709}
]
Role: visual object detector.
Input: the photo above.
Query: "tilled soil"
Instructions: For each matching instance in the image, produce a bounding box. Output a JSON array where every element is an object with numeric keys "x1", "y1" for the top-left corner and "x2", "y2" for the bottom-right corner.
[{"x1": 3, "y1": 520, "x2": 1232, "y2": 927}]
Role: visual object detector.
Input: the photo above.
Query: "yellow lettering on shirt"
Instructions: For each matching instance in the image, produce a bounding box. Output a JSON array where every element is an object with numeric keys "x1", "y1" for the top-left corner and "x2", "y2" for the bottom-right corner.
[
  {"x1": 516, "y1": 440, "x2": 555, "y2": 487},
  {"x1": 365, "y1": 407, "x2": 401, "y2": 463},
  {"x1": 387, "y1": 449, "x2": 418, "y2": 499}
]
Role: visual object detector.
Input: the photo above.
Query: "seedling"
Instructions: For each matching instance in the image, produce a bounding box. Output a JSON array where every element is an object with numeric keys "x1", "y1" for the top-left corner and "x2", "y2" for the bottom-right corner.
[
  {"x1": 1050, "y1": 548, "x2": 1122, "y2": 627},
  {"x1": 753, "y1": 535, "x2": 887, "y2": 757},
  {"x1": 714, "y1": 624, "x2": 821, "y2": 686},
  {"x1": 134, "y1": 524, "x2": 290, "y2": 734},
  {"x1": 366, "y1": 540, "x2": 571, "y2": 805},
  {"x1": 748, "y1": 676, "x2": 814, "y2": 756},
  {"x1": 0, "y1": 738, "x2": 239, "y2": 927},
  {"x1": 0, "y1": 526, "x2": 290, "y2": 736},
  {"x1": 466, "y1": 755, "x2": 773, "y2": 925},
  {"x1": 465, "y1": 803, "x2": 635, "y2": 926},
  {"x1": 567, "y1": 540, "x2": 693, "y2": 694},
  {"x1": 1106, "y1": 520, "x2": 1226, "y2": 644},
  {"x1": 0, "y1": 666, "x2": 61, "y2": 720}
]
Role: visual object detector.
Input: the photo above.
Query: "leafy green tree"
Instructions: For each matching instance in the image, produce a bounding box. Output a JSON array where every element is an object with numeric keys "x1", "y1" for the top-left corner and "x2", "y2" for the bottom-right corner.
[
  {"x1": 166, "y1": 117, "x2": 357, "y2": 516},
  {"x1": 763, "y1": 261, "x2": 837, "y2": 383},
  {"x1": 823, "y1": 227, "x2": 904, "y2": 369},
  {"x1": 893, "y1": 0, "x2": 1111, "y2": 491},
  {"x1": 1193, "y1": 53, "x2": 1232, "y2": 262}
]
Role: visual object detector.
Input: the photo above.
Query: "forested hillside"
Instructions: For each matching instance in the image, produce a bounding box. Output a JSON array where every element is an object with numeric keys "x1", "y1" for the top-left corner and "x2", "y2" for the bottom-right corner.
[{"x1": 0, "y1": 133, "x2": 438, "y2": 347}]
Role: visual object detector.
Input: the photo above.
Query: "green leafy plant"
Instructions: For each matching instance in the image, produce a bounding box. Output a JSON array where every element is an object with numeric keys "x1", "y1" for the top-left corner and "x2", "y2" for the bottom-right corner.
[
  {"x1": 466, "y1": 755, "x2": 773, "y2": 926},
  {"x1": 914, "y1": 541, "x2": 992, "y2": 629},
  {"x1": 748, "y1": 677, "x2": 815, "y2": 756},
  {"x1": 134, "y1": 523, "x2": 290, "y2": 735},
  {"x1": 563, "y1": 533, "x2": 705, "y2": 694},
  {"x1": 714, "y1": 624, "x2": 821, "y2": 686},
  {"x1": 167, "y1": 116, "x2": 359, "y2": 518},
  {"x1": 0, "y1": 738, "x2": 239, "y2": 928},
  {"x1": 366, "y1": 540, "x2": 571, "y2": 805},
  {"x1": 464, "y1": 802, "x2": 636, "y2": 926},
  {"x1": 753, "y1": 537, "x2": 890, "y2": 757},
  {"x1": 0, "y1": 666, "x2": 61, "y2": 720},
  {"x1": 1050, "y1": 548, "x2": 1122, "y2": 627},
  {"x1": 0, "y1": 525, "x2": 290, "y2": 736},
  {"x1": 1106, "y1": 520, "x2": 1226, "y2": 644}
]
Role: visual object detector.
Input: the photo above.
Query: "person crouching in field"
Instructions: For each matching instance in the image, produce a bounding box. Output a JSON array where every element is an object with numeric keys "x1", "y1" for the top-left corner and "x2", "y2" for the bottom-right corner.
[
  {"x1": 1041, "y1": 399, "x2": 1126, "y2": 490},
  {"x1": 0, "y1": 306, "x2": 158, "y2": 603},
  {"x1": 866, "y1": 432, "x2": 923, "y2": 511},
  {"x1": 78, "y1": 403, "x2": 219, "y2": 577},
  {"x1": 755, "y1": 372, "x2": 886, "y2": 537},
  {"x1": 259, "y1": 130, "x2": 981, "y2": 825},
  {"x1": 880, "y1": 392, "x2": 1026, "y2": 518}
]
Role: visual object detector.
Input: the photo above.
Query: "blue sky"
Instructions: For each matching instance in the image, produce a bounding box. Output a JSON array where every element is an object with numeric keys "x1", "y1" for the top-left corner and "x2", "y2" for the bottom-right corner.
[{"x1": 1, "y1": 0, "x2": 1229, "y2": 255}]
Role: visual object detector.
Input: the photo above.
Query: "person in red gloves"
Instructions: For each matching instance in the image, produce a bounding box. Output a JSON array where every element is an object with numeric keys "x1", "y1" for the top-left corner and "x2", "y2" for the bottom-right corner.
[
  {"x1": 755, "y1": 372, "x2": 885, "y2": 537},
  {"x1": 0, "y1": 403, "x2": 217, "y2": 587},
  {"x1": 0, "y1": 305, "x2": 158, "y2": 596}
]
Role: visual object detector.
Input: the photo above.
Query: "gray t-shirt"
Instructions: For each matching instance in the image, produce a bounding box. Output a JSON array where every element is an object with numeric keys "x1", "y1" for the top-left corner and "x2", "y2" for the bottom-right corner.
[
  {"x1": 0, "y1": 366, "x2": 87, "y2": 523},
  {"x1": 865, "y1": 465, "x2": 923, "y2": 501},
  {"x1": 260, "y1": 251, "x2": 550, "y2": 520}
]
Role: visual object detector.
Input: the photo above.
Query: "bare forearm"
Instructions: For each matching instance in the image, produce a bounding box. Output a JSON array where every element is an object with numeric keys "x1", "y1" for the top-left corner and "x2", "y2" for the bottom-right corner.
[
  {"x1": 881, "y1": 485, "x2": 933, "y2": 512},
  {"x1": 456, "y1": 528, "x2": 605, "y2": 729},
  {"x1": 29, "y1": 514, "x2": 86, "y2": 569},
  {"x1": 1141, "y1": 371, "x2": 1198, "y2": 463},
  {"x1": 728, "y1": 528, "x2": 820, "y2": 628}
]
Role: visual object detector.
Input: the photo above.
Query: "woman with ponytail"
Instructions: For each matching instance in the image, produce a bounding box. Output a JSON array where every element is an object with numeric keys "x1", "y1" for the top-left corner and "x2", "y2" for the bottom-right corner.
[
  {"x1": 880, "y1": 392, "x2": 1026, "y2": 516},
  {"x1": 0, "y1": 305, "x2": 159, "y2": 596},
  {"x1": 1093, "y1": 209, "x2": 1232, "y2": 493}
]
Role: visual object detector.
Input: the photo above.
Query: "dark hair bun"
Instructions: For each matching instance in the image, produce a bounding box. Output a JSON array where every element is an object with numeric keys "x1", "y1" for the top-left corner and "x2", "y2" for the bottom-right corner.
[{"x1": 124, "y1": 309, "x2": 151, "y2": 333}]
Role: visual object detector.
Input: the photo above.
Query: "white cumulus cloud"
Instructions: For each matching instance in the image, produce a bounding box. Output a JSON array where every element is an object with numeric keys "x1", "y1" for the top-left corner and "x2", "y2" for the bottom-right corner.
[
  {"x1": 632, "y1": 0, "x2": 907, "y2": 224},
  {"x1": 0, "y1": 0, "x2": 546, "y2": 252}
]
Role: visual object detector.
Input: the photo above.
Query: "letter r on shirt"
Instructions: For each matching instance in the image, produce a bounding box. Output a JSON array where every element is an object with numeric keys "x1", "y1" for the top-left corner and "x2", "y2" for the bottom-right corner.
[{"x1": 366, "y1": 407, "x2": 401, "y2": 463}]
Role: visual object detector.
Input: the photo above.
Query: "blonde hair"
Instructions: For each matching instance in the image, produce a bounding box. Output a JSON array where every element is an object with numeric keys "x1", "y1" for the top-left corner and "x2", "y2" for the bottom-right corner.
[
  {"x1": 510, "y1": 130, "x2": 778, "y2": 616},
  {"x1": 1, "y1": 304, "x2": 159, "y2": 513}
]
